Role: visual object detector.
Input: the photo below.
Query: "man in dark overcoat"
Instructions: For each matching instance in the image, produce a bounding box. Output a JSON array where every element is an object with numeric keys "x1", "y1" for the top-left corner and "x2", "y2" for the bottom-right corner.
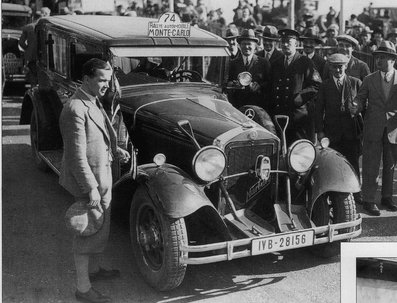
[
  {"x1": 59, "y1": 59, "x2": 130, "y2": 302},
  {"x1": 269, "y1": 29, "x2": 322, "y2": 143},
  {"x1": 256, "y1": 25, "x2": 284, "y2": 66},
  {"x1": 227, "y1": 28, "x2": 271, "y2": 109},
  {"x1": 300, "y1": 28, "x2": 326, "y2": 76},
  {"x1": 350, "y1": 41, "x2": 397, "y2": 216},
  {"x1": 315, "y1": 53, "x2": 363, "y2": 202}
]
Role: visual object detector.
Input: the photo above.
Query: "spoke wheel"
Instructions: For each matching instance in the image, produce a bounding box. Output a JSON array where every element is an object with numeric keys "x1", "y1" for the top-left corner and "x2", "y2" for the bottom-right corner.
[
  {"x1": 310, "y1": 192, "x2": 356, "y2": 258},
  {"x1": 130, "y1": 187, "x2": 187, "y2": 291}
]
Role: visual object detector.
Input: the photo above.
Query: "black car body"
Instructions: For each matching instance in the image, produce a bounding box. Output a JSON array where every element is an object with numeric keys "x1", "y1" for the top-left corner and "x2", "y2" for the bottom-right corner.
[
  {"x1": 20, "y1": 15, "x2": 362, "y2": 291},
  {"x1": 2, "y1": 3, "x2": 33, "y2": 84}
]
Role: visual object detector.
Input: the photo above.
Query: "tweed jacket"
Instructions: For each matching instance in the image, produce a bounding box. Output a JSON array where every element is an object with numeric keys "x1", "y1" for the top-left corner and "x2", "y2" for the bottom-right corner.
[
  {"x1": 315, "y1": 75, "x2": 362, "y2": 142},
  {"x1": 59, "y1": 88, "x2": 117, "y2": 197},
  {"x1": 269, "y1": 51, "x2": 322, "y2": 124},
  {"x1": 355, "y1": 69, "x2": 397, "y2": 143},
  {"x1": 228, "y1": 54, "x2": 271, "y2": 108}
]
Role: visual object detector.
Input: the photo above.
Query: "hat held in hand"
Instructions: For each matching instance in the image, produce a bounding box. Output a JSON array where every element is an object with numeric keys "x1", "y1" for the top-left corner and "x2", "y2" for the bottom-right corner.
[{"x1": 65, "y1": 201, "x2": 104, "y2": 236}]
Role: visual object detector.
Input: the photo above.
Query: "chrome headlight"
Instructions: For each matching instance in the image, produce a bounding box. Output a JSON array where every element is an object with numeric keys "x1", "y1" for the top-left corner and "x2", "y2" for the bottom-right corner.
[
  {"x1": 238, "y1": 71, "x2": 252, "y2": 86},
  {"x1": 192, "y1": 146, "x2": 226, "y2": 182},
  {"x1": 288, "y1": 139, "x2": 316, "y2": 174}
]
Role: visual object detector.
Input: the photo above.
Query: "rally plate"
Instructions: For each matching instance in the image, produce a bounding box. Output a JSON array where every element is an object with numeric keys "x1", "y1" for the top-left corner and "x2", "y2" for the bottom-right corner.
[{"x1": 251, "y1": 230, "x2": 315, "y2": 255}]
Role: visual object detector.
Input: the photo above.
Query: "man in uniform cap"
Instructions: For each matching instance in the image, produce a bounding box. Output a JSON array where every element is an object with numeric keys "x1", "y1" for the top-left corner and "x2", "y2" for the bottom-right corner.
[
  {"x1": 301, "y1": 28, "x2": 326, "y2": 76},
  {"x1": 315, "y1": 53, "x2": 363, "y2": 203},
  {"x1": 269, "y1": 28, "x2": 322, "y2": 143},
  {"x1": 350, "y1": 40, "x2": 397, "y2": 216},
  {"x1": 227, "y1": 29, "x2": 270, "y2": 109},
  {"x1": 323, "y1": 34, "x2": 370, "y2": 81},
  {"x1": 256, "y1": 25, "x2": 283, "y2": 66}
]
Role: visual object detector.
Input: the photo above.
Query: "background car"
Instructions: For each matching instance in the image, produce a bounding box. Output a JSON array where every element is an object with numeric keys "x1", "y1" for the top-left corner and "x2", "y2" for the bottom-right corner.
[{"x1": 1, "y1": 2, "x2": 33, "y2": 87}]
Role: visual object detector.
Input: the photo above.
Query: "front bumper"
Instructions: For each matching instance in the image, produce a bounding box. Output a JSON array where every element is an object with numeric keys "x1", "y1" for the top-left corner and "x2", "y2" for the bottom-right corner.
[{"x1": 180, "y1": 216, "x2": 362, "y2": 264}]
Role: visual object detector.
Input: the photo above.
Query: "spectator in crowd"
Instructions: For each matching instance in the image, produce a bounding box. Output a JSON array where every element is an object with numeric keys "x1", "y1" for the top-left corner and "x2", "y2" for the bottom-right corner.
[
  {"x1": 180, "y1": 0, "x2": 198, "y2": 23},
  {"x1": 301, "y1": 28, "x2": 326, "y2": 76},
  {"x1": 233, "y1": 0, "x2": 252, "y2": 23},
  {"x1": 227, "y1": 29, "x2": 270, "y2": 109},
  {"x1": 347, "y1": 14, "x2": 365, "y2": 30},
  {"x1": 195, "y1": 0, "x2": 207, "y2": 27},
  {"x1": 325, "y1": 6, "x2": 337, "y2": 29},
  {"x1": 256, "y1": 25, "x2": 283, "y2": 66},
  {"x1": 370, "y1": 30, "x2": 384, "y2": 51},
  {"x1": 116, "y1": 4, "x2": 126, "y2": 16},
  {"x1": 269, "y1": 29, "x2": 322, "y2": 143},
  {"x1": 253, "y1": 0, "x2": 263, "y2": 25},
  {"x1": 324, "y1": 24, "x2": 339, "y2": 43},
  {"x1": 18, "y1": 6, "x2": 51, "y2": 86},
  {"x1": 224, "y1": 26, "x2": 241, "y2": 60},
  {"x1": 357, "y1": 7, "x2": 371, "y2": 26},
  {"x1": 315, "y1": 53, "x2": 363, "y2": 203},
  {"x1": 323, "y1": 35, "x2": 370, "y2": 81},
  {"x1": 358, "y1": 26, "x2": 374, "y2": 53},
  {"x1": 386, "y1": 29, "x2": 397, "y2": 46},
  {"x1": 59, "y1": 58, "x2": 130, "y2": 303},
  {"x1": 234, "y1": 5, "x2": 257, "y2": 32},
  {"x1": 350, "y1": 41, "x2": 397, "y2": 216},
  {"x1": 254, "y1": 25, "x2": 265, "y2": 52}
]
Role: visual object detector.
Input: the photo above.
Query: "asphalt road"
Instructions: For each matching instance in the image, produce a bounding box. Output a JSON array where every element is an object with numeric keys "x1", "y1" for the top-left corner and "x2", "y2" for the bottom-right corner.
[{"x1": 2, "y1": 86, "x2": 397, "y2": 303}]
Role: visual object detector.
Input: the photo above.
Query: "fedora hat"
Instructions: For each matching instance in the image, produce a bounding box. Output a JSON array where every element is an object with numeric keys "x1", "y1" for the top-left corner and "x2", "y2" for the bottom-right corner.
[
  {"x1": 301, "y1": 28, "x2": 323, "y2": 44},
  {"x1": 262, "y1": 25, "x2": 279, "y2": 40},
  {"x1": 223, "y1": 26, "x2": 239, "y2": 40},
  {"x1": 336, "y1": 34, "x2": 359, "y2": 47},
  {"x1": 328, "y1": 53, "x2": 349, "y2": 65},
  {"x1": 278, "y1": 28, "x2": 300, "y2": 40},
  {"x1": 373, "y1": 40, "x2": 397, "y2": 57},
  {"x1": 65, "y1": 201, "x2": 104, "y2": 236},
  {"x1": 237, "y1": 29, "x2": 259, "y2": 44}
]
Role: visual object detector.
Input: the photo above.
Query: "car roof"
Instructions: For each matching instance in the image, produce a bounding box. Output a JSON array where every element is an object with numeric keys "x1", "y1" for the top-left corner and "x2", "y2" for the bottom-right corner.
[
  {"x1": 37, "y1": 15, "x2": 228, "y2": 48},
  {"x1": 2, "y1": 3, "x2": 32, "y2": 14}
]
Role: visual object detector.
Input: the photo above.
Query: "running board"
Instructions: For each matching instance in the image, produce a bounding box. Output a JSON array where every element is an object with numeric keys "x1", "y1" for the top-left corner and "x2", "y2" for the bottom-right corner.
[{"x1": 39, "y1": 150, "x2": 63, "y2": 175}]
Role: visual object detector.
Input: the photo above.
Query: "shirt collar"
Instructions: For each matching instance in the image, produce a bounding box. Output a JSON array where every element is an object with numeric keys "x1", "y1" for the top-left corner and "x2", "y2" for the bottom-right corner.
[
  {"x1": 244, "y1": 54, "x2": 254, "y2": 64},
  {"x1": 266, "y1": 48, "x2": 274, "y2": 57},
  {"x1": 381, "y1": 70, "x2": 395, "y2": 78},
  {"x1": 333, "y1": 75, "x2": 345, "y2": 85}
]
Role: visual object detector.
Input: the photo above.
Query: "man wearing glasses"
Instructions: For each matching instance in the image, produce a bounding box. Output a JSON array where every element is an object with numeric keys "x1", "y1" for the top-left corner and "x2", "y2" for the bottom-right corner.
[{"x1": 269, "y1": 29, "x2": 322, "y2": 144}]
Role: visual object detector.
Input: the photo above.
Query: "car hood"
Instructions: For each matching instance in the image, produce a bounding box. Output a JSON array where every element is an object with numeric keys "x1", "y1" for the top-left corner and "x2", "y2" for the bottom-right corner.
[{"x1": 118, "y1": 83, "x2": 258, "y2": 143}]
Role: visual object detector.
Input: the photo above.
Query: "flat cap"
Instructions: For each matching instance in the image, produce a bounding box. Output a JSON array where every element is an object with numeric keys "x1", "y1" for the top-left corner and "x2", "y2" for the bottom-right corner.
[
  {"x1": 336, "y1": 34, "x2": 359, "y2": 47},
  {"x1": 328, "y1": 53, "x2": 349, "y2": 65},
  {"x1": 278, "y1": 28, "x2": 300, "y2": 39}
]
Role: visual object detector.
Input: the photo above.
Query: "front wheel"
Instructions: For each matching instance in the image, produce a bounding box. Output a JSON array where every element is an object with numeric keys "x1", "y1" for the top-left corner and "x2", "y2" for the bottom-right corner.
[
  {"x1": 130, "y1": 187, "x2": 187, "y2": 291},
  {"x1": 310, "y1": 192, "x2": 356, "y2": 258}
]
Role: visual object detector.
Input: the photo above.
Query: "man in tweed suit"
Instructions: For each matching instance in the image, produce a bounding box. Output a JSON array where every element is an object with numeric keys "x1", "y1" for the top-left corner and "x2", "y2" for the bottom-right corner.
[
  {"x1": 350, "y1": 41, "x2": 397, "y2": 216},
  {"x1": 59, "y1": 58, "x2": 129, "y2": 302}
]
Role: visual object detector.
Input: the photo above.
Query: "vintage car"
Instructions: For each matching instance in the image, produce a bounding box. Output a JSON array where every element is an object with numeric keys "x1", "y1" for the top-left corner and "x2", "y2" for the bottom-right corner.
[
  {"x1": 1, "y1": 2, "x2": 33, "y2": 85},
  {"x1": 20, "y1": 15, "x2": 362, "y2": 291}
]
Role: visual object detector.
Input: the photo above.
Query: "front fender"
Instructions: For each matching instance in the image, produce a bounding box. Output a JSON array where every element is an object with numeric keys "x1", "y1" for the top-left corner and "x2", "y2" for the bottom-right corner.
[
  {"x1": 141, "y1": 163, "x2": 216, "y2": 218},
  {"x1": 308, "y1": 147, "x2": 361, "y2": 214},
  {"x1": 20, "y1": 87, "x2": 36, "y2": 124}
]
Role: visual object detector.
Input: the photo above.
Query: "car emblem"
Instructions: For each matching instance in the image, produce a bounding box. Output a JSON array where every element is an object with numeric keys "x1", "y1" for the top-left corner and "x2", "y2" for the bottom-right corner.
[
  {"x1": 244, "y1": 108, "x2": 256, "y2": 119},
  {"x1": 256, "y1": 156, "x2": 271, "y2": 181}
]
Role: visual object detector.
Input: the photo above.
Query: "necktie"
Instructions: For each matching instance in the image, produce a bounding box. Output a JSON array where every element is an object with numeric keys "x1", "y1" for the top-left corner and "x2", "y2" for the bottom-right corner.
[
  {"x1": 384, "y1": 73, "x2": 390, "y2": 83},
  {"x1": 337, "y1": 79, "x2": 342, "y2": 92},
  {"x1": 245, "y1": 58, "x2": 250, "y2": 68},
  {"x1": 284, "y1": 56, "x2": 289, "y2": 68},
  {"x1": 266, "y1": 52, "x2": 271, "y2": 60}
]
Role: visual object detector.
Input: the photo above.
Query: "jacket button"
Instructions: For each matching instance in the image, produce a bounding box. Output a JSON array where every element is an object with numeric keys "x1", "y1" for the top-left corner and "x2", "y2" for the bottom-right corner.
[
  {"x1": 286, "y1": 87, "x2": 289, "y2": 89},
  {"x1": 276, "y1": 87, "x2": 279, "y2": 90}
]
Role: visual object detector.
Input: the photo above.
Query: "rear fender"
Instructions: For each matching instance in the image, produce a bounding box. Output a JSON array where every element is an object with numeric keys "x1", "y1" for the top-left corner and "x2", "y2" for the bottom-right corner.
[
  {"x1": 308, "y1": 148, "x2": 361, "y2": 216},
  {"x1": 139, "y1": 163, "x2": 217, "y2": 219}
]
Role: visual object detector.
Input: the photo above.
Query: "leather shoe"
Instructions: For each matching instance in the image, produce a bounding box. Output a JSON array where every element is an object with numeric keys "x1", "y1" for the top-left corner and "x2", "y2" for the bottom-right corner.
[
  {"x1": 89, "y1": 267, "x2": 120, "y2": 282},
  {"x1": 75, "y1": 287, "x2": 111, "y2": 303},
  {"x1": 381, "y1": 197, "x2": 397, "y2": 211},
  {"x1": 363, "y1": 202, "x2": 381, "y2": 216}
]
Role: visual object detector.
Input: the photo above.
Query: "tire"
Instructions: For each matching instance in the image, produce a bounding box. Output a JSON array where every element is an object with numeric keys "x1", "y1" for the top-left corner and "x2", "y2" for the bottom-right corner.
[
  {"x1": 30, "y1": 111, "x2": 50, "y2": 171},
  {"x1": 130, "y1": 188, "x2": 187, "y2": 291},
  {"x1": 310, "y1": 192, "x2": 356, "y2": 258}
]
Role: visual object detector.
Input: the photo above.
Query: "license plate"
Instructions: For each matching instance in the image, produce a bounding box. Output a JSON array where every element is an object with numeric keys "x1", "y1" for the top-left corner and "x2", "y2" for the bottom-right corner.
[{"x1": 251, "y1": 230, "x2": 315, "y2": 255}]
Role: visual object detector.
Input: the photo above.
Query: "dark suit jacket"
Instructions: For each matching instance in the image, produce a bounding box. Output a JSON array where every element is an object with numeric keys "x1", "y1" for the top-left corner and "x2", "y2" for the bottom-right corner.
[
  {"x1": 270, "y1": 52, "x2": 322, "y2": 124},
  {"x1": 315, "y1": 76, "x2": 362, "y2": 142},
  {"x1": 310, "y1": 53, "x2": 326, "y2": 77},
  {"x1": 256, "y1": 48, "x2": 284, "y2": 66},
  {"x1": 355, "y1": 69, "x2": 397, "y2": 143},
  {"x1": 228, "y1": 54, "x2": 271, "y2": 108},
  {"x1": 59, "y1": 88, "x2": 117, "y2": 197}
]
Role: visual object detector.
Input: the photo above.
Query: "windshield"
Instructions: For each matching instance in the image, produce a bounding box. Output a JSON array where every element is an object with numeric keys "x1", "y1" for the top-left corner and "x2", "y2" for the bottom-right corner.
[
  {"x1": 112, "y1": 55, "x2": 226, "y2": 86},
  {"x1": 2, "y1": 15, "x2": 30, "y2": 30}
]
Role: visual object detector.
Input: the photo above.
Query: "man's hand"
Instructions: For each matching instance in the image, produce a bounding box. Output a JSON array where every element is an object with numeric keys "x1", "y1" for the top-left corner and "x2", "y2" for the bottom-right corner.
[
  {"x1": 349, "y1": 101, "x2": 358, "y2": 116},
  {"x1": 249, "y1": 81, "x2": 261, "y2": 93},
  {"x1": 117, "y1": 147, "x2": 130, "y2": 164},
  {"x1": 316, "y1": 132, "x2": 325, "y2": 146},
  {"x1": 88, "y1": 188, "x2": 102, "y2": 212}
]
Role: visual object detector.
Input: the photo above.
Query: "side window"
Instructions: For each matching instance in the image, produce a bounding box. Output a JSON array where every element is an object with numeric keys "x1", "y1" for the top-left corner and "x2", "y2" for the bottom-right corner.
[
  {"x1": 70, "y1": 41, "x2": 103, "y2": 82},
  {"x1": 47, "y1": 32, "x2": 67, "y2": 76}
]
